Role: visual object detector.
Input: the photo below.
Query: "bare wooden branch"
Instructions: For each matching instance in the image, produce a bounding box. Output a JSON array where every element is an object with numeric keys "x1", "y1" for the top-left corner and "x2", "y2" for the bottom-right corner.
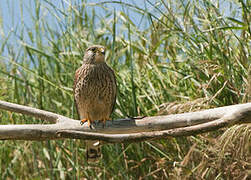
[
  {"x1": 0, "y1": 100, "x2": 250, "y2": 142},
  {"x1": 0, "y1": 100, "x2": 60, "y2": 123},
  {"x1": 57, "y1": 106, "x2": 251, "y2": 143}
]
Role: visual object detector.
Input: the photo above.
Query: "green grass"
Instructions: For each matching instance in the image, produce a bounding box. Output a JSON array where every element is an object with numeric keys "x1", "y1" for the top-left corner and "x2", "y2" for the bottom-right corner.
[{"x1": 0, "y1": 0, "x2": 250, "y2": 179}]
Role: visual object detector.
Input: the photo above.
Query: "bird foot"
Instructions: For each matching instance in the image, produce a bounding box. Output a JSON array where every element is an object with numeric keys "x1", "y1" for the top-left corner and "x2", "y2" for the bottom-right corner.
[{"x1": 80, "y1": 118, "x2": 93, "y2": 129}]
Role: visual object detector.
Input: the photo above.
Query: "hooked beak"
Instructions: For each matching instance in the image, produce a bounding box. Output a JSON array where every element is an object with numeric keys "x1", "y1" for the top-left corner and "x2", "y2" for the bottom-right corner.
[{"x1": 99, "y1": 47, "x2": 105, "y2": 55}]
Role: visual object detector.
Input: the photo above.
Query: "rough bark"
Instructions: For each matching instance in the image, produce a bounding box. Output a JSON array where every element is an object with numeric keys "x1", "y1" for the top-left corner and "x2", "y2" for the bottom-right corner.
[{"x1": 0, "y1": 100, "x2": 250, "y2": 142}]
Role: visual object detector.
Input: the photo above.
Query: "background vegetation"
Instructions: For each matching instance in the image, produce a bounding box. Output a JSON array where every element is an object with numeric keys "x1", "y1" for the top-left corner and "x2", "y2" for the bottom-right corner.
[{"x1": 0, "y1": 0, "x2": 250, "y2": 179}]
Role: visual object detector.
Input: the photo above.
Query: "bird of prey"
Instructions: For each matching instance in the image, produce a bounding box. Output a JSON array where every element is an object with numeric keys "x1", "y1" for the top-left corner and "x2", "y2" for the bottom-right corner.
[{"x1": 73, "y1": 45, "x2": 117, "y2": 161}]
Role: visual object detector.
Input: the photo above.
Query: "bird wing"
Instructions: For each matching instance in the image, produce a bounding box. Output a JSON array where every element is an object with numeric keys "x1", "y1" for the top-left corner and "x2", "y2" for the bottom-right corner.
[
  {"x1": 110, "y1": 66, "x2": 117, "y2": 115},
  {"x1": 73, "y1": 67, "x2": 81, "y2": 119}
]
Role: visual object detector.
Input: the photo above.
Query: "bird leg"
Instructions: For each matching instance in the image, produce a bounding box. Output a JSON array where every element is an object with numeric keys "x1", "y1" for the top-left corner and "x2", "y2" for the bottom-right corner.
[
  {"x1": 80, "y1": 113, "x2": 93, "y2": 129},
  {"x1": 80, "y1": 118, "x2": 92, "y2": 126}
]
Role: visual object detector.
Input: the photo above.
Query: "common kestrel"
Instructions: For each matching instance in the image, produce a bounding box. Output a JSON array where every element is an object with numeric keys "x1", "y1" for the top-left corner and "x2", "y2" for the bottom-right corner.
[{"x1": 74, "y1": 45, "x2": 117, "y2": 160}]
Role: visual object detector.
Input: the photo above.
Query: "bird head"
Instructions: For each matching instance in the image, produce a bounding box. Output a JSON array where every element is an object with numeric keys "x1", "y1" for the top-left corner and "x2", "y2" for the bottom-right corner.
[{"x1": 83, "y1": 45, "x2": 106, "y2": 64}]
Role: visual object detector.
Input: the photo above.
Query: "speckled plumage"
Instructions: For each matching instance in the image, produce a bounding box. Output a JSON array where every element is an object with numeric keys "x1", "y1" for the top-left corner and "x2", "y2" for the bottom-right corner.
[
  {"x1": 73, "y1": 45, "x2": 116, "y2": 160},
  {"x1": 74, "y1": 63, "x2": 116, "y2": 124}
]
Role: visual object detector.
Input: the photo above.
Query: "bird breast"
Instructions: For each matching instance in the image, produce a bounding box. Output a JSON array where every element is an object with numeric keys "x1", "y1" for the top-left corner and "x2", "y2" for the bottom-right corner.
[{"x1": 75, "y1": 63, "x2": 116, "y2": 121}]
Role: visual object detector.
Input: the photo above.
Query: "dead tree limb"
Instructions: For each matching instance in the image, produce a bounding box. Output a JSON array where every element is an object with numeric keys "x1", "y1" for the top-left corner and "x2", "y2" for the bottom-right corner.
[{"x1": 0, "y1": 100, "x2": 250, "y2": 142}]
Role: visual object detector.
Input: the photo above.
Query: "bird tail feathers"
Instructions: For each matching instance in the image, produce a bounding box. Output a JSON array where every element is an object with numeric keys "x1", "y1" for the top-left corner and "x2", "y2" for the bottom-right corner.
[{"x1": 86, "y1": 140, "x2": 101, "y2": 162}]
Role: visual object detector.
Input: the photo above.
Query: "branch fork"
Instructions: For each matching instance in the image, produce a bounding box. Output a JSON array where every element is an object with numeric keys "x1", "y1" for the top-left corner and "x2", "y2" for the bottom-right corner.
[{"x1": 0, "y1": 100, "x2": 250, "y2": 142}]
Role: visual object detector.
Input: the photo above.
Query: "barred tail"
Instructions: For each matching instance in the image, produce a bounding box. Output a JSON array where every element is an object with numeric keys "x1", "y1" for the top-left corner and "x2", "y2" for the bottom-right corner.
[{"x1": 86, "y1": 140, "x2": 101, "y2": 162}]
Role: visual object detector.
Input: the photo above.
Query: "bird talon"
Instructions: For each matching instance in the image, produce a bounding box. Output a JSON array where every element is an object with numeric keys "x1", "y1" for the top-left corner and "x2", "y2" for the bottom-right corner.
[
  {"x1": 80, "y1": 118, "x2": 88, "y2": 126},
  {"x1": 80, "y1": 118, "x2": 94, "y2": 129}
]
